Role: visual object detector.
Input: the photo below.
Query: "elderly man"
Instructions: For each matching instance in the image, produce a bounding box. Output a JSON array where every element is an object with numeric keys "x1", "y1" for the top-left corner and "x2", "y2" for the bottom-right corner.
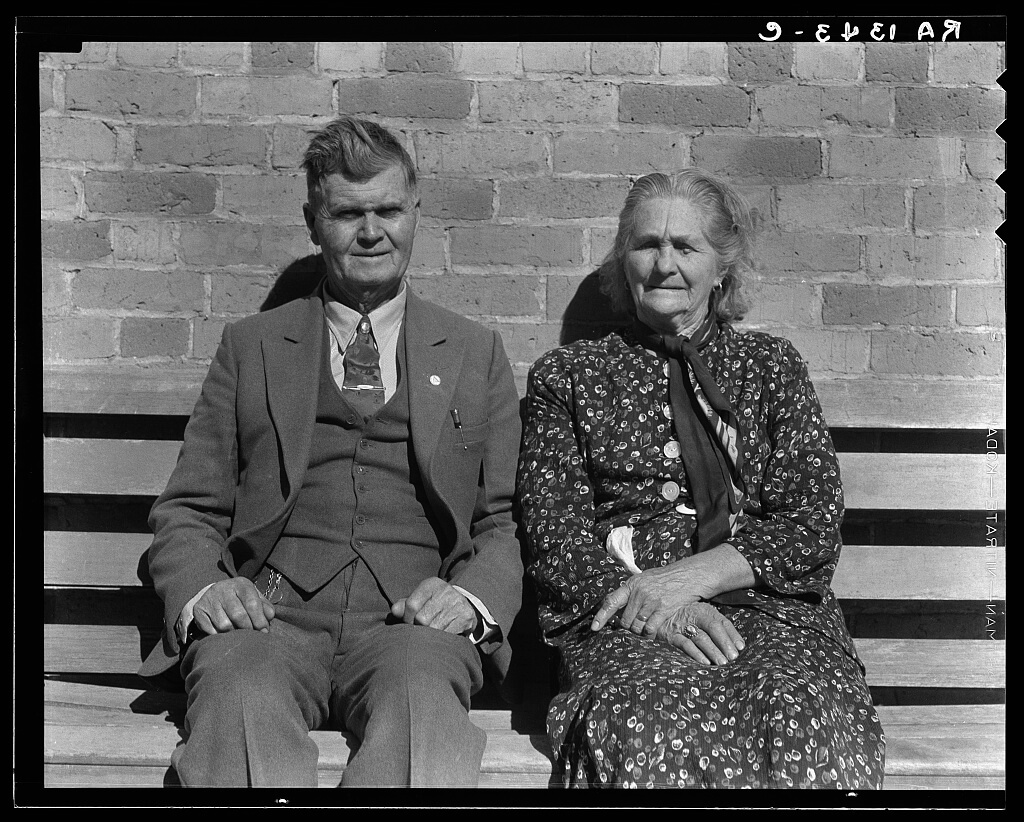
[{"x1": 138, "y1": 115, "x2": 524, "y2": 788}]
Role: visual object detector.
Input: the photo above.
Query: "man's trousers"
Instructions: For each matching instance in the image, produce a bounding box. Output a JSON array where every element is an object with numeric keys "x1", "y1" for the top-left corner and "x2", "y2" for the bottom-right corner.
[{"x1": 171, "y1": 560, "x2": 487, "y2": 788}]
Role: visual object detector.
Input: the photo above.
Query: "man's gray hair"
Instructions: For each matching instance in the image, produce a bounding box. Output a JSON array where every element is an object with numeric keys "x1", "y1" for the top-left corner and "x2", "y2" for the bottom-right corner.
[{"x1": 302, "y1": 115, "x2": 418, "y2": 207}]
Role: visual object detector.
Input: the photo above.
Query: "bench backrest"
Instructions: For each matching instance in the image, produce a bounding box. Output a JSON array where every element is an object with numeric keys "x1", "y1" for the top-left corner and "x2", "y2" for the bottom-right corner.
[{"x1": 43, "y1": 367, "x2": 1005, "y2": 705}]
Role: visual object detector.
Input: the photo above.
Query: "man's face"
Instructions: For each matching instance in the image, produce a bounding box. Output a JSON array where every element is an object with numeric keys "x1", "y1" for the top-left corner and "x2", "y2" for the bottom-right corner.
[{"x1": 304, "y1": 164, "x2": 419, "y2": 311}]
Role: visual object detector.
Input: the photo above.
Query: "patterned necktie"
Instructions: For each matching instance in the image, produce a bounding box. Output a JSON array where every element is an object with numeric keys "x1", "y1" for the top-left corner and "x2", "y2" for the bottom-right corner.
[{"x1": 342, "y1": 314, "x2": 385, "y2": 417}]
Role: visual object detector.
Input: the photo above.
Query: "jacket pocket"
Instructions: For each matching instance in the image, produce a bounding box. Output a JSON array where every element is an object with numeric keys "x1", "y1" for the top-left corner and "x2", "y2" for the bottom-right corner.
[{"x1": 455, "y1": 420, "x2": 489, "y2": 447}]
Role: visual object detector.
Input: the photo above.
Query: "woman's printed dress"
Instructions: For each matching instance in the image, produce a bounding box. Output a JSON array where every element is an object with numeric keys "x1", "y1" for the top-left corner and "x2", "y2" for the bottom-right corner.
[{"x1": 517, "y1": 324, "x2": 885, "y2": 789}]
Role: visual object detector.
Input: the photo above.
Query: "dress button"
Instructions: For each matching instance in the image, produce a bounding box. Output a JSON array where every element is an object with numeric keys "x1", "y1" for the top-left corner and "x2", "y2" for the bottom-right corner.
[
  {"x1": 664, "y1": 440, "x2": 681, "y2": 458},
  {"x1": 661, "y1": 481, "x2": 680, "y2": 501},
  {"x1": 663, "y1": 403, "x2": 674, "y2": 420}
]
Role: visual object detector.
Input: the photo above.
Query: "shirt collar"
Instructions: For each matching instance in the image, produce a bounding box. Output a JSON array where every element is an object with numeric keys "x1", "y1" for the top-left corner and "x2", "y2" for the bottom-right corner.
[{"x1": 321, "y1": 279, "x2": 407, "y2": 347}]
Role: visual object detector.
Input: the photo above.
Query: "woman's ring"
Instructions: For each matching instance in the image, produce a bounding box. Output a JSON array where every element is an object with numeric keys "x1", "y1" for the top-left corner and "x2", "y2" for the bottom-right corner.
[{"x1": 682, "y1": 623, "x2": 699, "y2": 639}]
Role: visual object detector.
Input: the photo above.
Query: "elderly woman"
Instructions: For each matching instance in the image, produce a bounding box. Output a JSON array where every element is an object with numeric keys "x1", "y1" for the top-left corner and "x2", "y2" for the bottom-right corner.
[{"x1": 516, "y1": 169, "x2": 885, "y2": 789}]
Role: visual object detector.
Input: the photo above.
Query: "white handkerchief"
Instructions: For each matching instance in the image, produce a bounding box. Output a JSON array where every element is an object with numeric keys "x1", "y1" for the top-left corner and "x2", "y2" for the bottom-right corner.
[{"x1": 606, "y1": 525, "x2": 642, "y2": 575}]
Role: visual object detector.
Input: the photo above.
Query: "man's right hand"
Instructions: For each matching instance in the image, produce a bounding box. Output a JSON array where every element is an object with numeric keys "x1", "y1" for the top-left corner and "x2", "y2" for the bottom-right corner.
[{"x1": 191, "y1": 578, "x2": 276, "y2": 636}]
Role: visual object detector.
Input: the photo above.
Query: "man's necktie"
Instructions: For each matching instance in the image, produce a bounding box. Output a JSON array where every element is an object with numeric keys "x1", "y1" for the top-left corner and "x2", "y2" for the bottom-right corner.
[{"x1": 342, "y1": 314, "x2": 385, "y2": 417}]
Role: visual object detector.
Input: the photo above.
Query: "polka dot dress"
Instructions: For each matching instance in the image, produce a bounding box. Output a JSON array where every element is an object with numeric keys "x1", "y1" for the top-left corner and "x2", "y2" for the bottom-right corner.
[{"x1": 517, "y1": 324, "x2": 885, "y2": 789}]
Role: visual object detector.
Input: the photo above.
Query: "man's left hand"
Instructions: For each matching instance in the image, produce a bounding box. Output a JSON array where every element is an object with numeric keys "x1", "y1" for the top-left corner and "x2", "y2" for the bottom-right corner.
[{"x1": 391, "y1": 577, "x2": 478, "y2": 636}]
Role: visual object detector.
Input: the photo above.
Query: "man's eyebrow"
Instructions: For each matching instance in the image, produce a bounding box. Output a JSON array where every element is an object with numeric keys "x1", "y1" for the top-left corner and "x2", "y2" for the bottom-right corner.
[{"x1": 329, "y1": 197, "x2": 414, "y2": 212}]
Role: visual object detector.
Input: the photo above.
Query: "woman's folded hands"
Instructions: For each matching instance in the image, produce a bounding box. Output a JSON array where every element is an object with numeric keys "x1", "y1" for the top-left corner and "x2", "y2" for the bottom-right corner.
[{"x1": 594, "y1": 530, "x2": 752, "y2": 665}]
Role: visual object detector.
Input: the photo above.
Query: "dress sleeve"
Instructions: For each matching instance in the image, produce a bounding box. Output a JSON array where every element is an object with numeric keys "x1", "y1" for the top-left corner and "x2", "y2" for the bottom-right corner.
[
  {"x1": 516, "y1": 352, "x2": 631, "y2": 640},
  {"x1": 720, "y1": 339, "x2": 843, "y2": 603}
]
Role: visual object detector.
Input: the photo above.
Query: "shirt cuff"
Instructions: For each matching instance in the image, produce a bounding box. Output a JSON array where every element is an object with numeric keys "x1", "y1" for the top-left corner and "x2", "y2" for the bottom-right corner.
[
  {"x1": 451, "y1": 585, "x2": 498, "y2": 645},
  {"x1": 175, "y1": 582, "x2": 216, "y2": 645}
]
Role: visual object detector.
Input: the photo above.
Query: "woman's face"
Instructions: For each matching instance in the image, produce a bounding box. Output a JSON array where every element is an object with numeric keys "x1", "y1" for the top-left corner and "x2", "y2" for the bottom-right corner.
[{"x1": 623, "y1": 197, "x2": 724, "y2": 337}]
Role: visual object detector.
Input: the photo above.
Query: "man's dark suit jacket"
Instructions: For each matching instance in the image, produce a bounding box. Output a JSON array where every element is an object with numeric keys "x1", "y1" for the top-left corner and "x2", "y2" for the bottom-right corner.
[{"x1": 138, "y1": 285, "x2": 524, "y2": 688}]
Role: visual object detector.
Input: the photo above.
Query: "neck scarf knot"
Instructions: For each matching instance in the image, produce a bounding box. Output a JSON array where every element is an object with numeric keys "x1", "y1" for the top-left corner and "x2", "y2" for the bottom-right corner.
[{"x1": 633, "y1": 312, "x2": 746, "y2": 552}]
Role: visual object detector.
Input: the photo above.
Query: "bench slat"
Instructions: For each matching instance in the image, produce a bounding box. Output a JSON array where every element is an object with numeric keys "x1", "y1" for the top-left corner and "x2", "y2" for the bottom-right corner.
[
  {"x1": 41, "y1": 763, "x2": 556, "y2": 789},
  {"x1": 43, "y1": 696, "x2": 538, "y2": 734},
  {"x1": 43, "y1": 535, "x2": 1008, "y2": 600},
  {"x1": 41, "y1": 705, "x2": 1005, "y2": 781},
  {"x1": 832, "y1": 546, "x2": 1006, "y2": 600},
  {"x1": 44, "y1": 439, "x2": 182, "y2": 497},
  {"x1": 43, "y1": 680, "x2": 1007, "y2": 729},
  {"x1": 839, "y1": 453, "x2": 1005, "y2": 510},
  {"x1": 43, "y1": 366, "x2": 1006, "y2": 429},
  {"x1": 42, "y1": 723, "x2": 555, "y2": 774},
  {"x1": 814, "y1": 379, "x2": 1005, "y2": 430},
  {"x1": 45, "y1": 533, "x2": 153, "y2": 587},
  {"x1": 43, "y1": 626, "x2": 1006, "y2": 688},
  {"x1": 43, "y1": 725, "x2": 1004, "y2": 778},
  {"x1": 45, "y1": 438, "x2": 1007, "y2": 511},
  {"x1": 44, "y1": 366, "x2": 208, "y2": 416},
  {"x1": 38, "y1": 763, "x2": 1007, "y2": 790}
]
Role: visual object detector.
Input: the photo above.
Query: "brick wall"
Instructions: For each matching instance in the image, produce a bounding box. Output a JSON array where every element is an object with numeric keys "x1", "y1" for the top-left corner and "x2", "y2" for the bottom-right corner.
[{"x1": 39, "y1": 41, "x2": 1004, "y2": 417}]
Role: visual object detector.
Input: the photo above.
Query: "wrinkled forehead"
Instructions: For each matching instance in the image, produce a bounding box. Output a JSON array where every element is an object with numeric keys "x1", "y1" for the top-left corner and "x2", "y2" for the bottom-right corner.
[
  {"x1": 629, "y1": 197, "x2": 711, "y2": 240},
  {"x1": 310, "y1": 164, "x2": 419, "y2": 209}
]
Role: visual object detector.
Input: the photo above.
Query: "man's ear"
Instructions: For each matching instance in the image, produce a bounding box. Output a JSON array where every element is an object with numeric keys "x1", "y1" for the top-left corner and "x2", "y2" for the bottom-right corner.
[{"x1": 302, "y1": 203, "x2": 320, "y2": 247}]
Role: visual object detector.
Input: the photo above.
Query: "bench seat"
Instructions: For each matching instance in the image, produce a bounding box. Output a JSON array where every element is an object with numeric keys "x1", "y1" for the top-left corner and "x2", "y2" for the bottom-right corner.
[
  {"x1": 43, "y1": 681, "x2": 1006, "y2": 790},
  {"x1": 39, "y1": 370, "x2": 1006, "y2": 795}
]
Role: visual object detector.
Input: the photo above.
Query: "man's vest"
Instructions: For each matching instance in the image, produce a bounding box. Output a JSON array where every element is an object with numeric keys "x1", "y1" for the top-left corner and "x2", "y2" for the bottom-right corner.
[{"x1": 267, "y1": 325, "x2": 443, "y2": 597}]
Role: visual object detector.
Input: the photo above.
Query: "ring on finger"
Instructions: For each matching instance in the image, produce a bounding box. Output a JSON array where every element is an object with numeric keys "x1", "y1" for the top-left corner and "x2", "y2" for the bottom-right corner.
[{"x1": 682, "y1": 623, "x2": 699, "y2": 639}]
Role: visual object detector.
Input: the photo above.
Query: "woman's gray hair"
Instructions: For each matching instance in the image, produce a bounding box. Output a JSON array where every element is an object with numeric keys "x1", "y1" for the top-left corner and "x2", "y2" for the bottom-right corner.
[
  {"x1": 598, "y1": 168, "x2": 757, "y2": 322},
  {"x1": 302, "y1": 115, "x2": 418, "y2": 209}
]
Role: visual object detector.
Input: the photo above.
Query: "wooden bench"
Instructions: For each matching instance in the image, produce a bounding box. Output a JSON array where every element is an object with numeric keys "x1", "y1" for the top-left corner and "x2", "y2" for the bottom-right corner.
[{"x1": 42, "y1": 364, "x2": 1005, "y2": 791}]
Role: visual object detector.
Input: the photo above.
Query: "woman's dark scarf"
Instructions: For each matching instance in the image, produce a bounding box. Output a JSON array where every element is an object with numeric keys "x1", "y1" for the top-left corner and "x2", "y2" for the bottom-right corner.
[{"x1": 634, "y1": 310, "x2": 746, "y2": 554}]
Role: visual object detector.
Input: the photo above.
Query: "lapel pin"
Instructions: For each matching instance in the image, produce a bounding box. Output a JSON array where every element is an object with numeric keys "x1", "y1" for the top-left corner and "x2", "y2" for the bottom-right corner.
[{"x1": 429, "y1": 375, "x2": 441, "y2": 385}]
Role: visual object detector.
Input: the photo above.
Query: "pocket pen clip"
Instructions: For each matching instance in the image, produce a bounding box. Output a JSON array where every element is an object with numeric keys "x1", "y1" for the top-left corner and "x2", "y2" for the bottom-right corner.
[{"x1": 450, "y1": 408, "x2": 468, "y2": 450}]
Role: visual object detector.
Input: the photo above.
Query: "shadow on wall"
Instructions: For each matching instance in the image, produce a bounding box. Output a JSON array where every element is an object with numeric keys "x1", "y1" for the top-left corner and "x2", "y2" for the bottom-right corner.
[
  {"x1": 259, "y1": 256, "x2": 629, "y2": 347},
  {"x1": 558, "y1": 268, "x2": 629, "y2": 346},
  {"x1": 260, "y1": 254, "x2": 325, "y2": 312}
]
